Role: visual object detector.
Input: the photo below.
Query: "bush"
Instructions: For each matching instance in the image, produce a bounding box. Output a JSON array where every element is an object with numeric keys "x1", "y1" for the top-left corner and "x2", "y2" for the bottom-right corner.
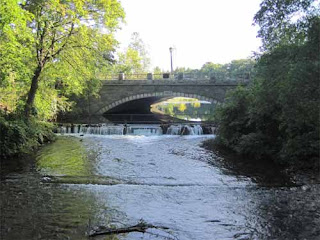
[{"x1": 0, "y1": 115, "x2": 55, "y2": 159}]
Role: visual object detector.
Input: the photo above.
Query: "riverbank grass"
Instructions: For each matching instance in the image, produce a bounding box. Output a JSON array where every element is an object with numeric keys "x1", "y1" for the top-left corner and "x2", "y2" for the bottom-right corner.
[{"x1": 36, "y1": 136, "x2": 91, "y2": 176}]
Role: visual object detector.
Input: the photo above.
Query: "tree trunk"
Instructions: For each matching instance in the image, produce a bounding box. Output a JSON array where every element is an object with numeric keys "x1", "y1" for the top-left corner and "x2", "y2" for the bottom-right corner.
[{"x1": 24, "y1": 65, "x2": 42, "y2": 118}]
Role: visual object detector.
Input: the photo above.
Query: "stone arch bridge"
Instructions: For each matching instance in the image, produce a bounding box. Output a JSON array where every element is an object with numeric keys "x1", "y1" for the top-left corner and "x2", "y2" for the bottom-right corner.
[{"x1": 83, "y1": 76, "x2": 247, "y2": 118}]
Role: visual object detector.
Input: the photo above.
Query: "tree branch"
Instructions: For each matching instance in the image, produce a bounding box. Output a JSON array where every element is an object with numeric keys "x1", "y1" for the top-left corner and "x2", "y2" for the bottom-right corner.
[
  {"x1": 88, "y1": 222, "x2": 170, "y2": 237},
  {"x1": 67, "y1": 45, "x2": 95, "y2": 50},
  {"x1": 45, "y1": 22, "x2": 75, "y2": 62},
  {"x1": 37, "y1": 20, "x2": 48, "y2": 66}
]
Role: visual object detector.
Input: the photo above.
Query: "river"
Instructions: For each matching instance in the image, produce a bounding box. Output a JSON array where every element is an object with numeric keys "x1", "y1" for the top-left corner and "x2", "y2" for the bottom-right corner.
[{"x1": 1, "y1": 133, "x2": 319, "y2": 240}]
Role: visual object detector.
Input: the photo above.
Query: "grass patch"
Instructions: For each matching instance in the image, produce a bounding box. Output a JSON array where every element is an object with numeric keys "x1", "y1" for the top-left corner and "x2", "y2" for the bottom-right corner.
[{"x1": 37, "y1": 136, "x2": 91, "y2": 176}]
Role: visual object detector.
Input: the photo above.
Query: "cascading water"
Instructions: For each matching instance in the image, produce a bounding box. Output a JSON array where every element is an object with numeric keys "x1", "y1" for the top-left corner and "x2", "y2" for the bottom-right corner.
[
  {"x1": 166, "y1": 125, "x2": 181, "y2": 135},
  {"x1": 55, "y1": 124, "x2": 206, "y2": 136},
  {"x1": 166, "y1": 124, "x2": 204, "y2": 135},
  {"x1": 55, "y1": 124, "x2": 124, "y2": 135},
  {"x1": 82, "y1": 124, "x2": 124, "y2": 135},
  {"x1": 193, "y1": 125, "x2": 203, "y2": 135}
]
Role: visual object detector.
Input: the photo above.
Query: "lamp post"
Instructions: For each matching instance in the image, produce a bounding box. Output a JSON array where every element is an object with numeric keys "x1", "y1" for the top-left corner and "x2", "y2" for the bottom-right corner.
[{"x1": 169, "y1": 47, "x2": 173, "y2": 74}]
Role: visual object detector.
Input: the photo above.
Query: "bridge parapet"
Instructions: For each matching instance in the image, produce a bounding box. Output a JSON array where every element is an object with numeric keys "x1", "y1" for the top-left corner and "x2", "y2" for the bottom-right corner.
[
  {"x1": 101, "y1": 79, "x2": 246, "y2": 86},
  {"x1": 101, "y1": 73, "x2": 250, "y2": 84}
]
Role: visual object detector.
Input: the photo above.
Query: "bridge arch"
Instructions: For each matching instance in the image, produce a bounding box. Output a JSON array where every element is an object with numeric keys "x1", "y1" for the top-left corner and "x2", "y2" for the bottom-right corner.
[{"x1": 96, "y1": 91, "x2": 220, "y2": 114}]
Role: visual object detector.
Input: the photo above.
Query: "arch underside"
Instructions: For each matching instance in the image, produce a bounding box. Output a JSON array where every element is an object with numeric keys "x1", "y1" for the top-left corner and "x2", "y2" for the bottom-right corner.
[{"x1": 97, "y1": 91, "x2": 220, "y2": 115}]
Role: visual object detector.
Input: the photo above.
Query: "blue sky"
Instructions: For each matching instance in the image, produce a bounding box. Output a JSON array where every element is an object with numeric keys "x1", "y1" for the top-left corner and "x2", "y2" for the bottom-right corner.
[{"x1": 116, "y1": 0, "x2": 262, "y2": 71}]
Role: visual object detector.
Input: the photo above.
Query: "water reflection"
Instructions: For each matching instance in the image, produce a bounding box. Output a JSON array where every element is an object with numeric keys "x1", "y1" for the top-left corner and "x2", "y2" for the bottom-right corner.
[
  {"x1": 0, "y1": 138, "x2": 121, "y2": 240},
  {"x1": 0, "y1": 162, "x2": 103, "y2": 239},
  {"x1": 151, "y1": 97, "x2": 215, "y2": 121}
]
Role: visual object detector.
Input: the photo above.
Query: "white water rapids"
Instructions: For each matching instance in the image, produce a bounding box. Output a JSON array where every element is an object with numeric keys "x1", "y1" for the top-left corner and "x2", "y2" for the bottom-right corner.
[{"x1": 77, "y1": 134, "x2": 253, "y2": 240}]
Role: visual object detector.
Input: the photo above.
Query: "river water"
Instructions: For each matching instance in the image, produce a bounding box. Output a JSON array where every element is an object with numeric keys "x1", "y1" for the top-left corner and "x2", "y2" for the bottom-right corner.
[{"x1": 1, "y1": 134, "x2": 319, "y2": 240}]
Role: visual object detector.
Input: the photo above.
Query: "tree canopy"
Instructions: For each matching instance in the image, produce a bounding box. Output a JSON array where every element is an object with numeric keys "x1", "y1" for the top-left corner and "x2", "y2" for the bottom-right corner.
[
  {"x1": 113, "y1": 32, "x2": 151, "y2": 75},
  {"x1": 0, "y1": 0, "x2": 125, "y2": 119},
  {"x1": 254, "y1": 0, "x2": 320, "y2": 50},
  {"x1": 0, "y1": 0, "x2": 34, "y2": 111},
  {"x1": 214, "y1": 0, "x2": 319, "y2": 166}
]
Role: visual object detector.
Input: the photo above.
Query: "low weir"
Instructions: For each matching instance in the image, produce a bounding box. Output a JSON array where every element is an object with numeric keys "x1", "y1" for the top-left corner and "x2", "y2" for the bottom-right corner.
[{"x1": 54, "y1": 123, "x2": 217, "y2": 136}]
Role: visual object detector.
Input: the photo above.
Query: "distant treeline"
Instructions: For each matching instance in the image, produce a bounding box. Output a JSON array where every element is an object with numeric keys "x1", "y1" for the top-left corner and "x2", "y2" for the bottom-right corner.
[{"x1": 153, "y1": 59, "x2": 256, "y2": 81}]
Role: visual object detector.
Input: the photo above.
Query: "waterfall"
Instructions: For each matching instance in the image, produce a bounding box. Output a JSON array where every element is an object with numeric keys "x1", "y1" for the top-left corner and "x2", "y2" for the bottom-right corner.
[
  {"x1": 55, "y1": 124, "x2": 204, "y2": 136},
  {"x1": 56, "y1": 124, "x2": 124, "y2": 135},
  {"x1": 166, "y1": 125, "x2": 203, "y2": 135},
  {"x1": 166, "y1": 125, "x2": 181, "y2": 135},
  {"x1": 193, "y1": 125, "x2": 203, "y2": 135}
]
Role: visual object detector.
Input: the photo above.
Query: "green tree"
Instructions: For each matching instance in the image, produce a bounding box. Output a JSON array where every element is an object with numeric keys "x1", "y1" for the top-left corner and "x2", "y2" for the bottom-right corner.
[
  {"x1": 152, "y1": 66, "x2": 163, "y2": 79},
  {"x1": 128, "y1": 32, "x2": 150, "y2": 72},
  {"x1": 199, "y1": 60, "x2": 255, "y2": 81},
  {"x1": 225, "y1": 59, "x2": 255, "y2": 80},
  {"x1": 113, "y1": 32, "x2": 150, "y2": 76},
  {"x1": 200, "y1": 62, "x2": 225, "y2": 80},
  {"x1": 115, "y1": 47, "x2": 143, "y2": 74},
  {"x1": 173, "y1": 67, "x2": 193, "y2": 74},
  {"x1": 214, "y1": 0, "x2": 320, "y2": 166},
  {"x1": 0, "y1": 0, "x2": 34, "y2": 112},
  {"x1": 153, "y1": 66, "x2": 162, "y2": 74},
  {"x1": 13, "y1": 0, "x2": 125, "y2": 117},
  {"x1": 251, "y1": 18, "x2": 320, "y2": 163},
  {"x1": 254, "y1": 0, "x2": 319, "y2": 50}
]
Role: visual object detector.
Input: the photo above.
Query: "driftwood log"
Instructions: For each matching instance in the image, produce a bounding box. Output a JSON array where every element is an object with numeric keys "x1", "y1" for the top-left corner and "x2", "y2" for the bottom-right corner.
[{"x1": 89, "y1": 221, "x2": 170, "y2": 237}]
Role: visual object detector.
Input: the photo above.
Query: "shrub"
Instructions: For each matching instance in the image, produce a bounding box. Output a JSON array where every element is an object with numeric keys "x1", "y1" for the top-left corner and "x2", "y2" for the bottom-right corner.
[{"x1": 0, "y1": 115, "x2": 55, "y2": 159}]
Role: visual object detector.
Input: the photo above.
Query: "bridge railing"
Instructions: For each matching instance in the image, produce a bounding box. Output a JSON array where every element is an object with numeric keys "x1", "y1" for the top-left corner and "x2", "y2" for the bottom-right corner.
[
  {"x1": 101, "y1": 73, "x2": 250, "y2": 83},
  {"x1": 102, "y1": 73, "x2": 175, "y2": 80}
]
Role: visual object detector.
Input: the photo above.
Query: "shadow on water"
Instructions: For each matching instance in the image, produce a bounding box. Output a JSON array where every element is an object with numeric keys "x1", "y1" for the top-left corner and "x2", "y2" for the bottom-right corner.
[
  {"x1": 0, "y1": 154, "x2": 35, "y2": 179},
  {"x1": 249, "y1": 187, "x2": 320, "y2": 239},
  {"x1": 201, "y1": 139, "x2": 320, "y2": 239},
  {"x1": 202, "y1": 139, "x2": 295, "y2": 187}
]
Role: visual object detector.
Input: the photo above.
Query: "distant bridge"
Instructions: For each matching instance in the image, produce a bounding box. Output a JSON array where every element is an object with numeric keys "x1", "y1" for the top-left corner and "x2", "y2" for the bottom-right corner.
[{"x1": 81, "y1": 73, "x2": 248, "y2": 118}]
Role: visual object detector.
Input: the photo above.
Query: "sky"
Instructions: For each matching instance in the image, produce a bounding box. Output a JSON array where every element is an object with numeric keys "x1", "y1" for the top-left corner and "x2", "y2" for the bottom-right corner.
[{"x1": 115, "y1": 0, "x2": 262, "y2": 71}]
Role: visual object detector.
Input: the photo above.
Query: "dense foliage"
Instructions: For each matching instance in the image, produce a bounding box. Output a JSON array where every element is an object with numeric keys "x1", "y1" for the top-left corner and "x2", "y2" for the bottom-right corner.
[
  {"x1": 0, "y1": 114, "x2": 55, "y2": 159},
  {"x1": 0, "y1": 0, "x2": 125, "y2": 119},
  {"x1": 214, "y1": 0, "x2": 319, "y2": 167},
  {"x1": 254, "y1": 0, "x2": 319, "y2": 50},
  {"x1": 0, "y1": 0, "x2": 34, "y2": 112}
]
